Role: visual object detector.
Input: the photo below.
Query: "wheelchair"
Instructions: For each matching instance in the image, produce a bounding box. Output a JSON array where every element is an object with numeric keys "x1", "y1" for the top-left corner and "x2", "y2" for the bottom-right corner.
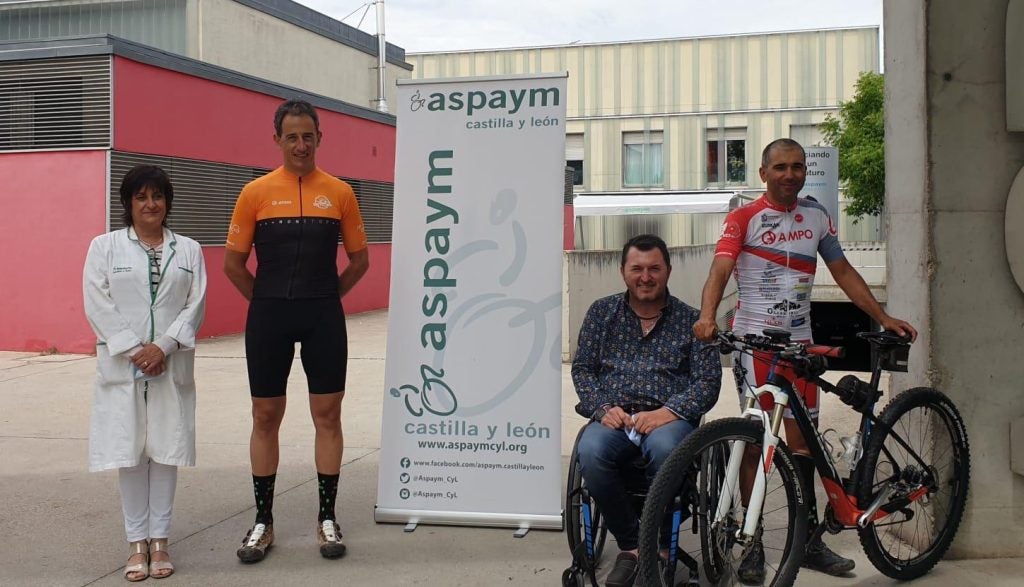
[{"x1": 562, "y1": 422, "x2": 700, "y2": 587}]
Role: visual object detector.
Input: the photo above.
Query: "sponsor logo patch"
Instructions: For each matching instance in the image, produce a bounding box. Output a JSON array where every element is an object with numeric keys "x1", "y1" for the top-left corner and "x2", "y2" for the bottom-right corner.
[
  {"x1": 767, "y1": 299, "x2": 802, "y2": 315},
  {"x1": 721, "y1": 221, "x2": 742, "y2": 239},
  {"x1": 313, "y1": 195, "x2": 333, "y2": 210},
  {"x1": 760, "y1": 213, "x2": 782, "y2": 229}
]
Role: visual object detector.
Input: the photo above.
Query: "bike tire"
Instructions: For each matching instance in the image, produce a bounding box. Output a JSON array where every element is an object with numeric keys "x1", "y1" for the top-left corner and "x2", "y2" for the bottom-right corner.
[
  {"x1": 856, "y1": 387, "x2": 970, "y2": 580},
  {"x1": 698, "y1": 432, "x2": 729, "y2": 583},
  {"x1": 637, "y1": 418, "x2": 807, "y2": 587}
]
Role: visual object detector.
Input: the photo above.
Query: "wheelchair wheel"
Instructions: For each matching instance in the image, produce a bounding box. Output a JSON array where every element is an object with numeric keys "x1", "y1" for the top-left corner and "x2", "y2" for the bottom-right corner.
[
  {"x1": 560, "y1": 567, "x2": 586, "y2": 587},
  {"x1": 566, "y1": 425, "x2": 607, "y2": 585}
]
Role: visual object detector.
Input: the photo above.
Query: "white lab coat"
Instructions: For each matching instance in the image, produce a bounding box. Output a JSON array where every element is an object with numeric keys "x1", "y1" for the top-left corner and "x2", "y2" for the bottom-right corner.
[{"x1": 83, "y1": 227, "x2": 207, "y2": 472}]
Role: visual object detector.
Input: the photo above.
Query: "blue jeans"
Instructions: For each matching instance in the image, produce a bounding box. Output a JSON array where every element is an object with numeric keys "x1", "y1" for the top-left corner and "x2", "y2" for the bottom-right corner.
[{"x1": 577, "y1": 418, "x2": 697, "y2": 551}]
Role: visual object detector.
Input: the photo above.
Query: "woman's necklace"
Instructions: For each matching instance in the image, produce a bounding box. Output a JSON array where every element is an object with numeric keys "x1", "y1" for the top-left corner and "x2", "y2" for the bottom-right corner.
[{"x1": 137, "y1": 233, "x2": 163, "y2": 249}]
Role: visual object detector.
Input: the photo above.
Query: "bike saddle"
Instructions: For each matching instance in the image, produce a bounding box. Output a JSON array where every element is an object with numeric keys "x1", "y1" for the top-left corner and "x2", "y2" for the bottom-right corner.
[{"x1": 857, "y1": 331, "x2": 912, "y2": 345}]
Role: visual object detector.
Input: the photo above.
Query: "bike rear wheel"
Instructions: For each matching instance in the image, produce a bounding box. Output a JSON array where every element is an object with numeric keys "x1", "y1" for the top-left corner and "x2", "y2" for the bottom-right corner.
[
  {"x1": 856, "y1": 387, "x2": 970, "y2": 580},
  {"x1": 637, "y1": 418, "x2": 807, "y2": 587}
]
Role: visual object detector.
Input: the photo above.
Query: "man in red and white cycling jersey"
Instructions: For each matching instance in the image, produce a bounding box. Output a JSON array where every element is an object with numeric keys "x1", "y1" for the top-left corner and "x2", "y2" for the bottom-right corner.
[{"x1": 694, "y1": 138, "x2": 917, "y2": 582}]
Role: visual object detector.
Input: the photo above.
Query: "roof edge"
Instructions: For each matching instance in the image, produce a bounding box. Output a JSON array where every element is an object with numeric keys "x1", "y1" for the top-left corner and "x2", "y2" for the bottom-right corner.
[
  {"x1": 408, "y1": 25, "x2": 879, "y2": 55},
  {"x1": 231, "y1": 0, "x2": 412, "y2": 70},
  {"x1": 0, "y1": 35, "x2": 396, "y2": 126}
]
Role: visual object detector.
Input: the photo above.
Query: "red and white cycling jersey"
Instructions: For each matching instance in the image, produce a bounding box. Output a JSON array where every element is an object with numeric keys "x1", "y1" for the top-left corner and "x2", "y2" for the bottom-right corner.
[{"x1": 715, "y1": 194, "x2": 844, "y2": 341}]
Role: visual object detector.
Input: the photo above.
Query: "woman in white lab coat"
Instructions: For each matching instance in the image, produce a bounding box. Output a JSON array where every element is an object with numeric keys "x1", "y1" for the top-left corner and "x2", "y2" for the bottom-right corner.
[{"x1": 83, "y1": 165, "x2": 206, "y2": 581}]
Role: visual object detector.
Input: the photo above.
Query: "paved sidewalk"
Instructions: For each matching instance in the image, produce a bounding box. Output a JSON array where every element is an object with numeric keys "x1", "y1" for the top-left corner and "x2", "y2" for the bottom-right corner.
[{"x1": 0, "y1": 309, "x2": 1019, "y2": 586}]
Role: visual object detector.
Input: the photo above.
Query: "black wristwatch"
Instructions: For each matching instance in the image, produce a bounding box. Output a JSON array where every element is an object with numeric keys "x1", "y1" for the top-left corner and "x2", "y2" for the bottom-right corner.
[{"x1": 592, "y1": 406, "x2": 609, "y2": 422}]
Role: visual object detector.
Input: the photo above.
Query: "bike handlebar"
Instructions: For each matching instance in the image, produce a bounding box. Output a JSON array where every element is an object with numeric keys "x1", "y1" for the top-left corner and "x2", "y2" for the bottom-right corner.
[
  {"x1": 715, "y1": 330, "x2": 837, "y2": 380},
  {"x1": 715, "y1": 331, "x2": 844, "y2": 359}
]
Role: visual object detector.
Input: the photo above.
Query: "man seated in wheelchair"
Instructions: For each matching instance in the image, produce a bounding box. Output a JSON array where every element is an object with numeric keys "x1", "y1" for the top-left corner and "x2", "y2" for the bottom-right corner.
[{"x1": 572, "y1": 234, "x2": 722, "y2": 587}]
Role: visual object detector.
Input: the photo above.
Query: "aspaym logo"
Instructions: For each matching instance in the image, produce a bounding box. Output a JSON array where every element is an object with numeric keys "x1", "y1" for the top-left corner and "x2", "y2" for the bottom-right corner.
[
  {"x1": 409, "y1": 87, "x2": 560, "y2": 116},
  {"x1": 409, "y1": 90, "x2": 426, "y2": 112},
  {"x1": 313, "y1": 195, "x2": 332, "y2": 210}
]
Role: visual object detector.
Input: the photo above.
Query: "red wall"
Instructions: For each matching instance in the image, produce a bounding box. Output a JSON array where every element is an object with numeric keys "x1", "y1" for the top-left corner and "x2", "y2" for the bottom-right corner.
[
  {"x1": 111, "y1": 56, "x2": 397, "y2": 341},
  {"x1": 563, "y1": 204, "x2": 575, "y2": 250},
  {"x1": 0, "y1": 151, "x2": 108, "y2": 353},
  {"x1": 112, "y1": 58, "x2": 395, "y2": 181}
]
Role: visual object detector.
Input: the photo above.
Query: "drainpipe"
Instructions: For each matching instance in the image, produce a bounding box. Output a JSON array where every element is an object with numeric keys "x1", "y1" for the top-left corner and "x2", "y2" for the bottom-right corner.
[{"x1": 375, "y1": 0, "x2": 389, "y2": 113}]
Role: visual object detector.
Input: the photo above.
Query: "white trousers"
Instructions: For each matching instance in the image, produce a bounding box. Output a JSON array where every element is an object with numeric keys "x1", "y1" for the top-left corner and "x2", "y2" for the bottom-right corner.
[{"x1": 118, "y1": 459, "x2": 178, "y2": 542}]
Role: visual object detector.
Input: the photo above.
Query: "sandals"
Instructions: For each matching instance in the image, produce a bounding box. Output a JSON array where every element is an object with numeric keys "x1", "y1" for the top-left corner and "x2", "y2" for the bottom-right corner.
[
  {"x1": 148, "y1": 538, "x2": 175, "y2": 579},
  {"x1": 124, "y1": 540, "x2": 149, "y2": 582}
]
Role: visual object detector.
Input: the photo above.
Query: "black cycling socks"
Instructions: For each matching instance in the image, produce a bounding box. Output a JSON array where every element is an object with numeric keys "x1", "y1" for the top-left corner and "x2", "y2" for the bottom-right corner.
[
  {"x1": 253, "y1": 474, "x2": 276, "y2": 526},
  {"x1": 793, "y1": 454, "x2": 819, "y2": 537},
  {"x1": 317, "y1": 472, "x2": 340, "y2": 523}
]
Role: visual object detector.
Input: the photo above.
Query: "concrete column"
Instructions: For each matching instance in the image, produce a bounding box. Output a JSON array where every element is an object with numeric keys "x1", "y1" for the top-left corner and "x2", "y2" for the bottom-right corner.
[{"x1": 886, "y1": 0, "x2": 1024, "y2": 557}]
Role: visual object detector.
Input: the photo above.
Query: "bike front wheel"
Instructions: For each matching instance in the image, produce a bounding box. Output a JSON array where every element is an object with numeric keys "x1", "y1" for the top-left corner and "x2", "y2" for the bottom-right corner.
[
  {"x1": 856, "y1": 387, "x2": 971, "y2": 580},
  {"x1": 637, "y1": 418, "x2": 808, "y2": 587}
]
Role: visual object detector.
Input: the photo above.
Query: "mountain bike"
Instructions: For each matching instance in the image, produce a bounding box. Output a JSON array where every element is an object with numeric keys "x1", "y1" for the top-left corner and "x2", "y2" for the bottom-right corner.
[{"x1": 637, "y1": 328, "x2": 970, "y2": 586}]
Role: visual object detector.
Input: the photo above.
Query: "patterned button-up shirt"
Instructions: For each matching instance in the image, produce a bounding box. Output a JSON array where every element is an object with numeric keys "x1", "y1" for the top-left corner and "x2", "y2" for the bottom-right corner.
[{"x1": 572, "y1": 292, "x2": 722, "y2": 424}]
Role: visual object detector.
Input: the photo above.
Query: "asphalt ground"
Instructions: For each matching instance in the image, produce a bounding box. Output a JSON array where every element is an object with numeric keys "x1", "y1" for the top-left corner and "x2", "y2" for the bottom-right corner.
[{"x1": 1, "y1": 309, "x2": 1020, "y2": 586}]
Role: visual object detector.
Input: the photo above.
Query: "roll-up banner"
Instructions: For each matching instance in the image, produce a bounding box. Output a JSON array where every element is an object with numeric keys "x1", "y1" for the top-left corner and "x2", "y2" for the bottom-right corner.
[
  {"x1": 375, "y1": 73, "x2": 568, "y2": 530},
  {"x1": 801, "y1": 146, "x2": 840, "y2": 223}
]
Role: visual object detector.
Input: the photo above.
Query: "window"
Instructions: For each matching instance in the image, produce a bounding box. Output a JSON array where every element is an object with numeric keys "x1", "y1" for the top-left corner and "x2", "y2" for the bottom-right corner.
[
  {"x1": 0, "y1": 56, "x2": 111, "y2": 151},
  {"x1": 566, "y1": 133, "x2": 584, "y2": 188},
  {"x1": 622, "y1": 131, "x2": 664, "y2": 187},
  {"x1": 790, "y1": 124, "x2": 823, "y2": 147},
  {"x1": 706, "y1": 129, "x2": 746, "y2": 185}
]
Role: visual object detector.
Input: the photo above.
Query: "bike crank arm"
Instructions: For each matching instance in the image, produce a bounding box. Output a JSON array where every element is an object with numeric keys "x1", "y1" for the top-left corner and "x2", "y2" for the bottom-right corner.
[{"x1": 857, "y1": 481, "x2": 894, "y2": 528}]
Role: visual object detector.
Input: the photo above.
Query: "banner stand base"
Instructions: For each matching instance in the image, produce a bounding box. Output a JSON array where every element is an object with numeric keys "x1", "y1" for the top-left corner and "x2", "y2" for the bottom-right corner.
[{"x1": 375, "y1": 506, "x2": 563, "y2": 531}]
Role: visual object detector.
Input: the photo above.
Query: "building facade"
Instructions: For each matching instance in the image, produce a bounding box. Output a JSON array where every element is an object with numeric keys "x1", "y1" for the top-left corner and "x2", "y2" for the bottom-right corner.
[
  {"x1": 411, "y1": 27, "x2": 881, "y2": 248},
  {"x1": 0, "y1": 0, "x2": 410, "y2": 353},
  {"x1": 0, "y1": 0, "x2": 412, "y2": 109}
]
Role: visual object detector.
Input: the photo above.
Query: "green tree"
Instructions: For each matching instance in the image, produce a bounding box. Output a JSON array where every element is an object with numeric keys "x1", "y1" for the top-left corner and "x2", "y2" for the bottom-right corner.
[{"x1": 820, "y1": 71, "x2": 884, "y2": 220}]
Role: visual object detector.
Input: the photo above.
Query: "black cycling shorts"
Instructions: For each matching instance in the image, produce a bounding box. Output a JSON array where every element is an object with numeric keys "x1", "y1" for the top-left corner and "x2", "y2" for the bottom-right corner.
[{"x1": 245, "y1": 298, "x2": 348, "y2": 398}]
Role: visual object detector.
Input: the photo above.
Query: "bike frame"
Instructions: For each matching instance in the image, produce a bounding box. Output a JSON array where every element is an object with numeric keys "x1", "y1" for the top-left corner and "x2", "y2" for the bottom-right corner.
[{"x1": 715, "y1": 342, "x2": 935, "y2": 541}]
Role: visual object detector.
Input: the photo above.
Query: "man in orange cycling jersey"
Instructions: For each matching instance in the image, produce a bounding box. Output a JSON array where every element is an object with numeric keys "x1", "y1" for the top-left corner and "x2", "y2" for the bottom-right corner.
[{"x1": 224, "y1": 99, "x2": 368, "y2": 563}]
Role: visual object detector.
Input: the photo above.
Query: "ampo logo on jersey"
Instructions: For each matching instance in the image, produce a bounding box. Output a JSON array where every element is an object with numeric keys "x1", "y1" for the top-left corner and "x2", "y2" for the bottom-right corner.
[
  {"x1": 761, "y1": 229, "x2": 814, "y2": 245},
  {"x1": 409, "y1": 87, "x2": 560, "y2": 116}
]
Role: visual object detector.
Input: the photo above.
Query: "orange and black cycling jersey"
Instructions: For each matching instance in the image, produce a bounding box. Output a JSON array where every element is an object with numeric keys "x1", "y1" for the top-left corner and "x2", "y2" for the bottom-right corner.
[{"x1": 227, "y1": 166, "x2": 367, "y2": 299}]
